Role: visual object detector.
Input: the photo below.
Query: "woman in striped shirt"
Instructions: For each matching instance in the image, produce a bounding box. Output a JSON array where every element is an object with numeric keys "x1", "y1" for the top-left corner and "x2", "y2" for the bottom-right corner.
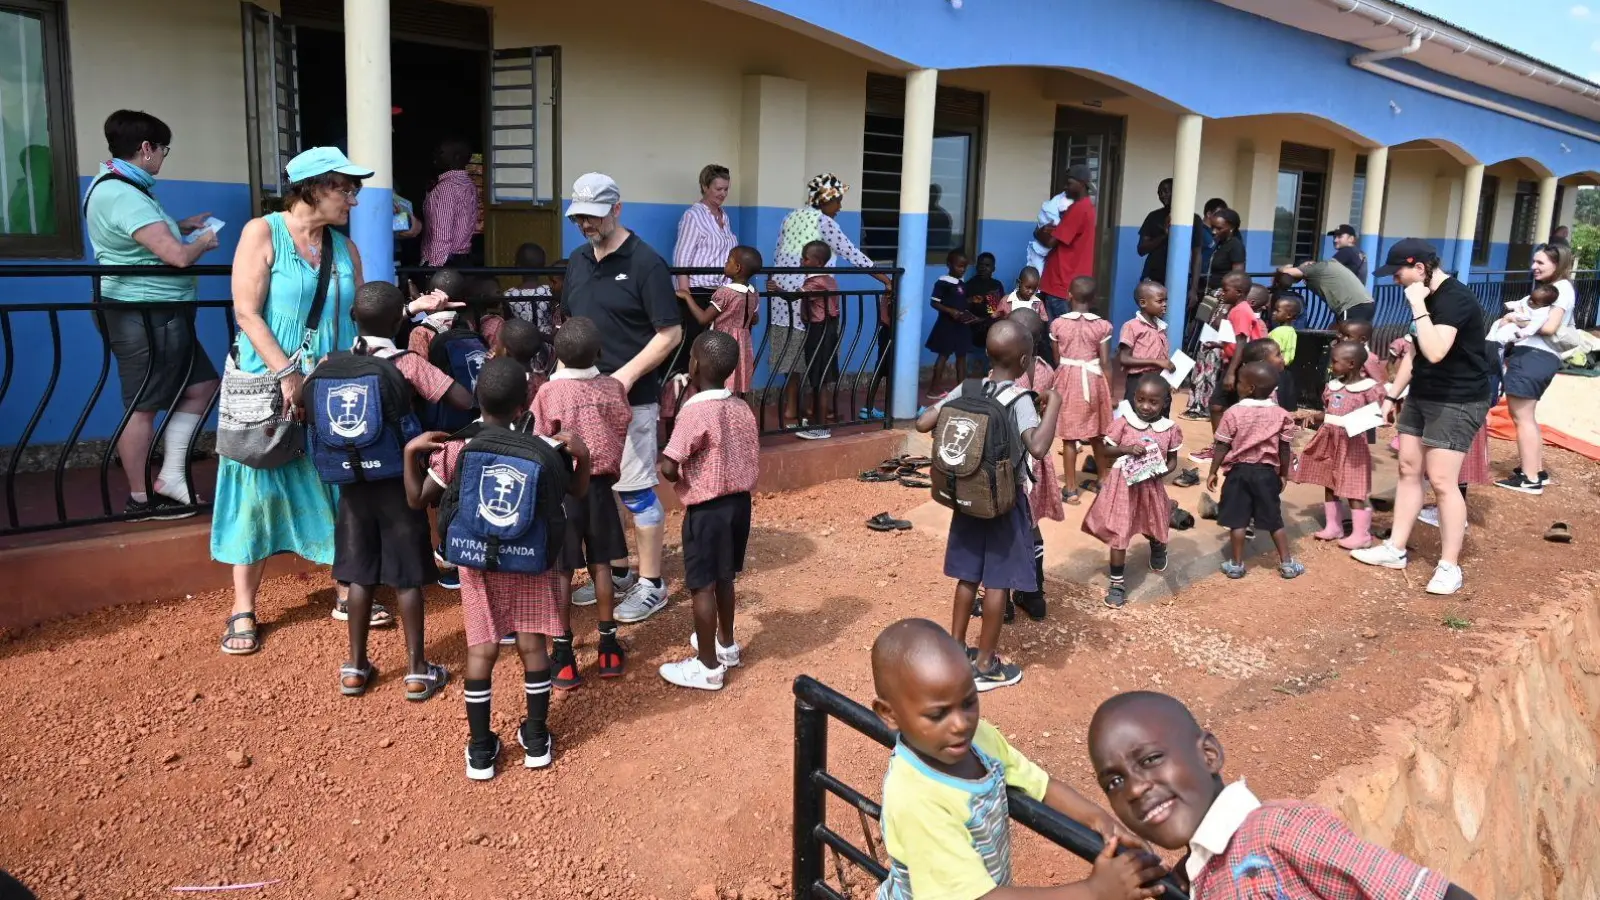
[{"x1": 672, "y1": 165, "x2": 739, "y2": 377}]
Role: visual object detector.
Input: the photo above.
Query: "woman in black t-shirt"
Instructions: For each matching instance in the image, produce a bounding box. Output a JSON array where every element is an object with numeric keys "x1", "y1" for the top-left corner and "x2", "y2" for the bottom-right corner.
[
  {"x1": 1205, "y1": 208, "x2": 1247, "y2": 291},
  {"x1": 1351, "y1": 240, "x2": 1490, "y2": 597}
]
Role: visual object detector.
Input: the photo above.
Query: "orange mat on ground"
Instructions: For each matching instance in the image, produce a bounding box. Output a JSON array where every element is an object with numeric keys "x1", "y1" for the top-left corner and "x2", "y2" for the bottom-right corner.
[{"x1": 1486, "y1": 398, "x2": 1600, "y2": 462}]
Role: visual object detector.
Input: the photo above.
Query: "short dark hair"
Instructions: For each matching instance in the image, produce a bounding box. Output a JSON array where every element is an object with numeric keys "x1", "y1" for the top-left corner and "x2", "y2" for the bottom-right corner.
[
  {"x1": 429, "y1": 268, "x2": 467, "y2": 299},
  {"x1": 498, "y1": 318, "x2": 544, "y2": 366},
  {"x1": 1222, "y1": 270, "x2": 1251, "y2": 291},
  {"x1": 698, "y1": 164, "x2": 730, "y2": 190},
  {"x1": 802, "y1": 240, "x2": 831, "y2": 263},
  {"x1": 476, "y1": 356, "x2": 530, "y2": 418},
  {"x1": 554, "y1": 316, "x2": 602, "y2": 369},
  {"x1": 1017, "y1": 266, "x2": 1041, "y2": 283},
  {"x1": 1212, "y1": 208, "x2": 1242, "y2": 232},
  {"x1": 1069, "y1": 275, "x2": 1096, "y2": 298},
  {"x1": 976, "y1": 251, "x2": 996, "y2": 264},
  {"x1": 693, "y1": 330, "x2": 739, "y2": 385},
  {"x1": 1133, "y1": 372, "x2": 1172, "y2": 400},
  {"x1": 104, "y1": 110, "x2": 171, "y2": 160},
  {"x1": 1332, "y1": 339, "x2": 1368, "y2": 367},
  {"x1": 352, "y1": 281, "x2": 405, "y2": 335},
  {"x1": 435, "y1": 139, "x2": 471, "y2": 171},
  {"x1": 731, "y1": 244, "x2": 763, "y2": 275},
  {"x1": 1274, "y1": 295, "x2": 1303, "y2": 319},
  {"x1": 1203, "y1": 197, "x2": 1227, "y2": 215},
  {"x1": 284, "y1": 172, "x2": 348, "y2": 210},
  {"x1": 515, "y1": 242, "x2": 547, "y2": 269},
  {"x1": 946, "y1": 247, "x2": 968, "y2": 266},
  {"x1": 1240, "y1": 337, "x2": 1281, "y2": 365}
]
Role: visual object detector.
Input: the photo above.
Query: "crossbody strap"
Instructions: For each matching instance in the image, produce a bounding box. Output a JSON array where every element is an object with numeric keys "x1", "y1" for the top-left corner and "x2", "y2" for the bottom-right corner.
[
  {"x1": 297, "y1": 227, "x2": 337, "y2": 356},
  {"x1": 83, "y1": 172, "x2": 153, "y2": 215}
]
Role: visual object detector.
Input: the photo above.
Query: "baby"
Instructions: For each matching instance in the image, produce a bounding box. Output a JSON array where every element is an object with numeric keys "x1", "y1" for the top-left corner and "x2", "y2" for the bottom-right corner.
[{"x1": 1488, "y1": 283, "x2": 1558, "y2": 344}]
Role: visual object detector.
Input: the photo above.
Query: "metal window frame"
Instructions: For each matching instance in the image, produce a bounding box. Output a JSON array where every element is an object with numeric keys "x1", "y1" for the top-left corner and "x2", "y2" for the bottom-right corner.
[
  {"x1": 241, "y1": 2, "x2": 301, "y2": 213},
  {"x1": 0, "y1": 0, "x2": 82, "y2": 259},
  {"x1": 487, "y1": 46, "x2": 560, "y2": 209}
]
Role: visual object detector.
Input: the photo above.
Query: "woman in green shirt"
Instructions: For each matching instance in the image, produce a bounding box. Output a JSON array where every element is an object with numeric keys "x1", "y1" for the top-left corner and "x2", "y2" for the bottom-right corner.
[{"x1": 85, "y1": 110, "x2": 221, "y2": 521}]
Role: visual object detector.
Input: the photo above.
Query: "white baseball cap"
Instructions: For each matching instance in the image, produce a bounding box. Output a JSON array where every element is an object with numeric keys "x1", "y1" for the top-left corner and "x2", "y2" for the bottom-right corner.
[{"x1": 565, "y1": 172, "x2": 621, "y2": 219}]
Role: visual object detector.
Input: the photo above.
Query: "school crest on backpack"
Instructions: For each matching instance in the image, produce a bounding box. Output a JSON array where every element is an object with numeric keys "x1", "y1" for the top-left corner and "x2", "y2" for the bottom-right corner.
[
  {"x1": 438, "y1": 424, "x2": 570, "y2": 574},
  {"x1": 930, "y1": 378, "x2": 1031, "y2": 519},
  {"x1": 478, "y1": 462, "x2": 529, "y2": 528},
  {"x1": 305, "y1": 351, "x2": 420, "y2": 484},
  {"x1": 326, "y1": 383, "x2": 371, "y2": 439}
]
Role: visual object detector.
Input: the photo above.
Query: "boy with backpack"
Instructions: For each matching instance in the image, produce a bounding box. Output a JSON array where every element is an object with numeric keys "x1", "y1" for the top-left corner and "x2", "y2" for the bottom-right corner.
[
  {"x1": 302, "y1": 281, "x2": 473, "y2": 699},
  {"x1": 407, "y1": 268, "x2": 489, "y2": 434},
  {"x1": 403, "y1": 356, "x2": 593, "y2": 780},
  {"x1": 915, "y1": 319, "x2": 1061, "y2": 692}
]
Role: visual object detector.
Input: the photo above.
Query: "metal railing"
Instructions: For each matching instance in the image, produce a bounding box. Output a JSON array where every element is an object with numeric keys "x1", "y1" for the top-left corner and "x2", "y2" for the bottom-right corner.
[
  {"x1": 0, "y1": 262, "x2": 898, "y2": 535},
  {"x1": 792, "y1": 675, "x2": 1190, "y2": 900}
]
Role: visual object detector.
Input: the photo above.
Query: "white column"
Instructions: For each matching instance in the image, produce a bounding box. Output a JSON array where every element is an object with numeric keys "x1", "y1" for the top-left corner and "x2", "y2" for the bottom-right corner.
[
  {"x1": 890, "y1": 69, "x2": 937, "y2": 420},
  {"x1": 1358, "y1": 146, "x2": 1389, "y2": 289},
  {"x1": 1163, "y1": 113, "x2": 1202, "y2": 345},
  {"x1": 346, "y1": 0, "x2": 394, "y2": 286},
  {"x1": 1535, "y1": 175, "x2": 1559, "y2": 248},
  {"x1": 1453, "y1": 164, "x2": 1484, "y2": 279}
]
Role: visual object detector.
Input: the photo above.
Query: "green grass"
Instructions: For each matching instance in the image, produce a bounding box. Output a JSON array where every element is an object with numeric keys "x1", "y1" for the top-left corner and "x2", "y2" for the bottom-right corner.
[{"x1": 1442, "y1": 613, "x2": 1472, "y2": 631}]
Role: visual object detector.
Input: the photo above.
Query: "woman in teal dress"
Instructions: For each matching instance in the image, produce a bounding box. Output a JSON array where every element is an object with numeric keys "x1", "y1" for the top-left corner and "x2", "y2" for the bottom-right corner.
[{"x1": 214, "y1": 148, "x2": 373, "y2": 655}]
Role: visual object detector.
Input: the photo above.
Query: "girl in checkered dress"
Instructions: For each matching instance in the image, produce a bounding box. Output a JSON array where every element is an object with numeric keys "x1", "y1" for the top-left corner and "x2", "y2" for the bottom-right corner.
[
  {"x1": 1049, "y1": 278, "x2": 1113, "y2": 506},
  {"x1": 681, "y1": 246, "x2": 761, "y2": 396},
  {"x1": 1293, "y1": 341, "x2": 1385, "y2": 550},
  {"x1": 1082, "y1": 376, "x2": 1183, "y2": 609},
  {"x1": 405, "y1": 357, "x2": 593, "y2": 781}
]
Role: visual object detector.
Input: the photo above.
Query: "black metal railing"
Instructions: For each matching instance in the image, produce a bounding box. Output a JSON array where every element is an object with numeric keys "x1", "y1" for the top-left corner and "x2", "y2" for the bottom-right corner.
[
  {"x1": 792, "y1": 675, "x2": 1190, "y2": 900},
  {"x1": 0, "y1": 262, "x2": 898, "y2": 535}
]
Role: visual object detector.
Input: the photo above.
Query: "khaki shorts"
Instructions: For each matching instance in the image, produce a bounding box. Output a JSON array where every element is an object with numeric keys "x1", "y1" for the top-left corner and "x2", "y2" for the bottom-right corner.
[{"x1": 616, "y1": 403, "x2": 660, "y2": 492}]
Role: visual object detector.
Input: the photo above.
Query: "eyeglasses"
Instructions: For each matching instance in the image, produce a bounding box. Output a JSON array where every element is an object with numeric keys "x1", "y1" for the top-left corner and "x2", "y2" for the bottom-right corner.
[
  {"x1": 334, "y1": 185, "x2": 362, "y2": 200},
  {"x1": 149, "y1": 144, "x2": 171, "y2": 157}
]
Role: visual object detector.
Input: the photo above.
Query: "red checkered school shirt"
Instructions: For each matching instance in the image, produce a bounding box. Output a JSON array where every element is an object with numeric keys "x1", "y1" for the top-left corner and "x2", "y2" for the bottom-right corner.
[
  {"x1": 802, "y1": 274, "x2": 842, "y2": 324},
  {"x1": 530, "y1": 368, "x2": 632, "y2": 478},
  {"x1": 1187, "y1": 782, "x2": 1448, "y2": 900},
  {"x1": 1215, "y1": 400, "x2": 1297, "y2": 471},
  {"x1": 662, "y1": 389, "x2": 761, "y2": 506},
  {"x1": 354, "y1": 337, "x2": 455, "y2": 403},
  {"x1": 1118, "y1": 314, "x2": 1170, "y2": 375}
]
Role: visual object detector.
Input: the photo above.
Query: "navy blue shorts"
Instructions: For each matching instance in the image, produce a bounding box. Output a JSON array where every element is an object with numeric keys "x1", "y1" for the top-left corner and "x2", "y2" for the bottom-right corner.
[
  {"x1": 1218, "y1": 463, "x2": 1285, "y2": 532},
  {"x1": 1502, "y1": 344, "x2": 1561, "y2": 401},
  {"x1": 944, "y1": 489, "x2": 1037, "y2": 591}
]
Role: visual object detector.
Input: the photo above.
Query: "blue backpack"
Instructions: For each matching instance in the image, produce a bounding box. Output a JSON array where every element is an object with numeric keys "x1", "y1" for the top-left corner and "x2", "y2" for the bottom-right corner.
[
  {"x1": 304, "y1": 350, "x2": 421, "y2": 484},
  {"x1": 421, "y1": 324, "x2": 487, "y2": 431},
  {"x1": 437, "y1": 423, "x2": 570, "y2": 574}
]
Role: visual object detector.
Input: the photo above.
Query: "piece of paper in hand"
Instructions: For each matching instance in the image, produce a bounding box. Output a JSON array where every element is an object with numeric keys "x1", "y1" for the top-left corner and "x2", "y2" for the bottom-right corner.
[
  {"x1": 184, "y1": 217, "x2": 225, "y2": 243},
  {"x1": 1163, "y1": 350, "x2": 1195, "y2": 389},
  {"x1": 1340, "y1": 403, "x2": 1385, "y2": 437},
  {"x1": 1215, "y1": 319, "x2": 1236, "y2": 343},
  {"x1": 1200, "y1": 322, "x2": 1226, "y2": 345}
]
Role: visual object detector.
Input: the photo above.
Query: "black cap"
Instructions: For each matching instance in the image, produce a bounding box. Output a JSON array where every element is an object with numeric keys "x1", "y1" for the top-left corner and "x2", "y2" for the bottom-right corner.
[
  {"x1": 1064, "y1": 164, "x2": 1094, "y2": 190},
  {"x1": 1327, "y1": 224, "x2": 1358, "y2": 239},
  {"x1": 1374, "y1": 238, "x2": 1439, "y2": 277}
]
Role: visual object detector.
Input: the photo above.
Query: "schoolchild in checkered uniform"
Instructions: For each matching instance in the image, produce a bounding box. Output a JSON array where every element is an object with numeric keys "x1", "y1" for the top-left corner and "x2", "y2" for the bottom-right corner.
[
  {"x1": 1204, "y1": 361, "x2": 1305, "y2": 581},
  {"x1": 1292, "y1": 341, "x2": 1385, "y2": 551}
]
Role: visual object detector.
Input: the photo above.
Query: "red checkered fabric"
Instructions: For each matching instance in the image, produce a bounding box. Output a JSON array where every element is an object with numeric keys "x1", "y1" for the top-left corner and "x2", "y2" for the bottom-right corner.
[
  {"x1": 1017, "y1": 358, "x2": 1064, "y2": 523},
  {"x1": 662, "y1": 392, "x2": 761, "y2": 506},
  {"x1": 390, "y1": 350, "x2": 456, "y2": 404},
  {"x1": 1456, "y1": 425, "x2": 1491, "y2": 485},
  {"x1": 428, "y1": 437, "x2": 564, "y2": 645},
  {"x1": 530, "y1": 373, "x2": 632, "y2": 478},
  {"x1": 421, "y1": 170, "x2": 480, "y2": 266},
  {"x1": 801, "y1": 274, "x2": 842, "y2": 323},
  {"x1": 525, "y1": 368, "x2": 548, "y2": 407},
  {"x1": 478, "y1": 314, "x2": 505, "y2": 350},
  {"x1": 709, "y1": 285, "x2": 757, "y2": 393},
  {"x1": 1293, "y1": 380, "x2": 1385, "y2": 500},
  {"x1": 1193, "y1": 802, "x2": 1449, "y2": 900},
  {"x1": 408, "y1": 324, "x2": 437, "y2": 356},
  {"x1": 1081, "y1": 416, "x2": 1182, "y2": 550},
  {"x1": 1051, "y1": 315, "x2": 1114, "y2": 442},
  {"x1": 1215, "y1": 401, "x2": 1297, "y2": 471},
  {"x1": 1118, "y1": 315, "x2": 1170, "y2": 375},
  {"x1": 1361, "y1": 351, "x2": 1388, "y2": 387}
]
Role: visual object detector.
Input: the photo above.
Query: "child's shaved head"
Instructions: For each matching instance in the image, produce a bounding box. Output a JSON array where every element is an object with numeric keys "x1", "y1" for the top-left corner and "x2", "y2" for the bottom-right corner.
[
  {"x1": 871, "y1": 618, "x2": 968, "y2": 705},
  {"x1": 871, "y1": 619, "x2": 981, "y2": 768},
  {"x1": 1008, "y1": 307, "x2": 1046, "y2": 341},
  {"x1": 1336, "y1": 319, "x2": 1373, "y2": 343},
  {"x1": 985, "y1": 318, "x2": 1031, "y2": 369}
]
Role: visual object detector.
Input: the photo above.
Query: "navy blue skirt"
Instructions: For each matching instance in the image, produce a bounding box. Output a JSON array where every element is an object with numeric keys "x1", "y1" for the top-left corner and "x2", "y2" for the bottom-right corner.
[{"x1": 926, "y1": 313, "x2": 973, "y2": 356}]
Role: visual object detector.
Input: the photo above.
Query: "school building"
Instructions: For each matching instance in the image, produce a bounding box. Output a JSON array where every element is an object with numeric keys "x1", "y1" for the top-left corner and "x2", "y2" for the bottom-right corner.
[{"x1": 4, "y1": 0, "x2": 1600, "y2": 435}]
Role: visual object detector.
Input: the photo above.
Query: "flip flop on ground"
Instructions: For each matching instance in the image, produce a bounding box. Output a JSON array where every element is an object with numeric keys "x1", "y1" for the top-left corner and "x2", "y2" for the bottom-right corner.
[
  {"x1": 866, "y1": 512, "x2": 913, "y2": 531},
  {"x1": 1545, "y1": 522, "x2": 1573, "y2": 543}
]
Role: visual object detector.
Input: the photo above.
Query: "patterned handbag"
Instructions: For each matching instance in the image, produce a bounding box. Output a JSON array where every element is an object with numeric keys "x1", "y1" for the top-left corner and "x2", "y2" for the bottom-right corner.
[{"x1": 216, "y1": 228, "x2": 334, "y2": 469}]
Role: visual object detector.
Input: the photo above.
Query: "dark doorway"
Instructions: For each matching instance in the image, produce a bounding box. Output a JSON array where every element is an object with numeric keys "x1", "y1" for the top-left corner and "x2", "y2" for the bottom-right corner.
[{"x1": 1052, "y1": 108, "x2": 1125, "y2": 307}]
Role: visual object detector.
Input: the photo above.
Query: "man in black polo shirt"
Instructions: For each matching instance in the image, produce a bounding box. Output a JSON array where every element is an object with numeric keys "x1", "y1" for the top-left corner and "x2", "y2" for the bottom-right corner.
[
  {"x1": 562, "y1": 172, "x2": 683, "y2": 627},
  {"x1": 1327, "y1": 224, "x2": 1368, "y2": 283}
]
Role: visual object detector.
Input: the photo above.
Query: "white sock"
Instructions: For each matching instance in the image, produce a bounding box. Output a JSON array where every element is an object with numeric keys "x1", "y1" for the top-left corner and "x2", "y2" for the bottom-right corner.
[{"x1": 157, "y1": 411, "x2": 202, "y2": 502}]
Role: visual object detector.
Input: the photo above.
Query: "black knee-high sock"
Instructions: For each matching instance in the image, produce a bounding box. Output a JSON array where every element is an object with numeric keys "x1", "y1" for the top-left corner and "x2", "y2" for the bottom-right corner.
[
  {"x1": 465, "y1": 678, "x2": 492, "y2": 745},
  {"x1": 1030, "y1": 531, "x2": 1045, "y2": 596},
  {"x1": 524, "y1": 669, "x2": 551, "y2": 736}
]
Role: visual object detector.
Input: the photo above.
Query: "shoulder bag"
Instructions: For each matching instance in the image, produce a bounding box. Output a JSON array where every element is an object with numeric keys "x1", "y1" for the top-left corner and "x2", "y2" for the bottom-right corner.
[{"x1": 216, "y1": 227, "x2": 335, "y2": 469}]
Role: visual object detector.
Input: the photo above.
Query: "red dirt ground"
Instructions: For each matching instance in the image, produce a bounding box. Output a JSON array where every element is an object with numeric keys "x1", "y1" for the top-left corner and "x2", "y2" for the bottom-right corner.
[{"x1": 3, "y1": 436, "x2": 1597, "y2": 900}]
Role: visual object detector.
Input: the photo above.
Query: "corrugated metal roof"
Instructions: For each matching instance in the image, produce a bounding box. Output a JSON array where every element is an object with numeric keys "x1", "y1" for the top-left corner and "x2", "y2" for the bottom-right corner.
[{"x1": 1385, "y1": 0, "x2": 1600, "y2": 92}]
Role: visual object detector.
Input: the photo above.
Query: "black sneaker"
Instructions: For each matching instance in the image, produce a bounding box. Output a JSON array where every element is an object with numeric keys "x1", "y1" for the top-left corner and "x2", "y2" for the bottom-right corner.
[
  {"x1": 1172, "y1": 468, "x2": 1201, "y2": 488},
  {"x1": 1495, "y1": 471, "x2": 1543, "y2": 495},
  {"x1": 972, "y1": 656, "x2": 1023, "y2": 692},
  {"x1": 1149, "y1": 542, "x2": 1169, "y2": 573},
  {"x1": 437, "y1": 568, "x2": 462, "y2": 590},
  {"x1": 550, "y1": 636, "x2": 582, "y2": 691},
  {"x1": 1014, "y1": 590, "x2": 1047, "y2": 621},
  {"x1": 1536, "y1": 469, "x2": 1553, "y2": 488},
  {"x1": 517, "y1": 720, "x2": 553, "y2": 769},
  {"x1": 596, "y1": 633, "x2": 626, "y2": 679},
  {"x1": 465, "y1": 735, "x2": 501, "y2": 781},
  {"x1": 967, "y1": 590, "x2": 1015, "y2": 623},
  {"x1": 1104, "y1": 583, "x2": 1128, "y2": 609},
  {"x1": 124, "y1": 494, "x2": 196, "y2": 522}
]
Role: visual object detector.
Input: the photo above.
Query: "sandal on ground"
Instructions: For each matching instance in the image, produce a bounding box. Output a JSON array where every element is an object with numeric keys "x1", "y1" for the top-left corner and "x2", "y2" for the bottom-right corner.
[
  {"x1": 897, "y1": 455, "x2": 931, "y2": 467},
  {"x1": 1545, "y1": 522, "x2": 1573, "y2": 543},
  {"x1": 219, "y1": 612, "x2": 260, "y2": 656},
  {"x1": 404, "y1": 662, "x2": 450, "y2": 702},
  {"x1": 866, "y1": 512, "x2": 913, "y2": 532},
  {"x1": 857, "y1": 469, "x2": 898, "y2": 483},
  {"x1": 898, "y1": 474, "x2": 932, "y2": 489},
  {"x1": 332, "y1": 601, "x2": 395, "y2": 627},
  {"x1": 1062, "y1": 489, "x2": 1082, "y2": 505},
  {"x1": 339, "y1": 661, "x2": 377, "y2": 696}
]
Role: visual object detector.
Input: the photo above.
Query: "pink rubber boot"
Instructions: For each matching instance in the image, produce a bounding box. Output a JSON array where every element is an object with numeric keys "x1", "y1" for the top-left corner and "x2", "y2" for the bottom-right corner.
[
  {"x1": 1339, "y1": 508, "x2": 1374, "y2": 550},
  {"x1": 1313, "y1": 501, "x2": 1345, "y2": 541}
]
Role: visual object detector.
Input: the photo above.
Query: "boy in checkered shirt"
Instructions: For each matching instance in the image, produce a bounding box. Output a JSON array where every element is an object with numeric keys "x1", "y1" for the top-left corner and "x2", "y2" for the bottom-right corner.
[
  {"x1": 1204, "y1": 360, "x2": 1305, "y2": 580},
  {"x1": 657, "y1": 331, "x2": 761, "y2": 692},
  {"x1": 1090, "y1": 691, "x2": 1477, "y2": 900},
  {"x1": 530, "y1": 317, "x2": 634, "y2": 687},
  {"x1": 493, "y1": 318, "x2": 550, "y2": 406},
  {"x1": 403, "y1": 357, "x2": 593, "y2": 781}
]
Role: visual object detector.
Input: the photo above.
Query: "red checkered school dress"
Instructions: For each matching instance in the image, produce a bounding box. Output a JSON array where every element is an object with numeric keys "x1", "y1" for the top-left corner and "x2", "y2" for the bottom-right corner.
[
  {"x1": 428, "y1": 438, "x2": 565, "y2": 646},
  {"x1": 1458, "y1": 422, "x2": 1492, "y2": 485},
  {"x1": 1361, "y1": 347, "x2": 1388, "y2": 387},
  {"x1": 709, "y1": 284, "x2": 757, "y2": 393},
  {"x1": 1082, "y1": 415, "x2": 1183, "y2": 550},
  {"x1": 1050, "y1": 313, "x2": 1113, "y2": 442},
  {"x1": 1018, "y1": 358, "x2": 1065, "y2": 523},
  {"x1": 1293, "y1": 378, "x2": 1384, "y2": 500}
]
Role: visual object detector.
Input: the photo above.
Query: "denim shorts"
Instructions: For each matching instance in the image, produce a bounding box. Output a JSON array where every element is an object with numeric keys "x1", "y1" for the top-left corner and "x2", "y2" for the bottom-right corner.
[{"x1": 1396, "y1": 397, "x2": 1491, "y2": 453}]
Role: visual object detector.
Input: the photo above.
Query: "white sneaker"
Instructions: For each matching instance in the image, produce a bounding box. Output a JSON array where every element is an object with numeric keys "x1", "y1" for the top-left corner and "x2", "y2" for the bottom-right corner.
[
  {"x1": 1417, "y1": 505, "x2": 1440, "y2": 528},
  {"x1": 1426, "y1": 563, "x2": 1464, "y2": 595},
  {"x1": 796, "y1": 428, "x2": 833, "y2": 441},
  {"x1": 571, "y1": 570, "x2": 637, "y2": 607},
  {"x1": 1351, "y1": 541, "x2": 1408, "y2": 569},
  {"x1": 659, "y1": 656, "x2": 726, "y2": 691},
  {"x1": 689, "y1": 632, "x2": 743, "y2": 668},
  {"x1": 614, "y1": 579, "x2": 670, "y2": 623}
]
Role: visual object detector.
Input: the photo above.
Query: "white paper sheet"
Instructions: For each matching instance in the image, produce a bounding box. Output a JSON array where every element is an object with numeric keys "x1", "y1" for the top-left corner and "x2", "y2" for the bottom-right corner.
[
  {"x1": 1163, "y1": 350, "x2": 1195, "y2": 389},
  {"x1": 1339, "y1": 402, "x2": 1385, "y2": 436},
  {"x1": 184, "y1": 217, "x2": 225, "y2": 243},
  {"x1": 1199, "y1": 322, "x2": 1226, "y2": 345}
]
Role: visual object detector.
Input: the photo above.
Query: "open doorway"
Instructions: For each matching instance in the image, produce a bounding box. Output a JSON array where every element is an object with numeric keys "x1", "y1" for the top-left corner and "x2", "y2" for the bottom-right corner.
[{"x1": 295, "y1": 26, "x2": 486, "y2": 266}]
